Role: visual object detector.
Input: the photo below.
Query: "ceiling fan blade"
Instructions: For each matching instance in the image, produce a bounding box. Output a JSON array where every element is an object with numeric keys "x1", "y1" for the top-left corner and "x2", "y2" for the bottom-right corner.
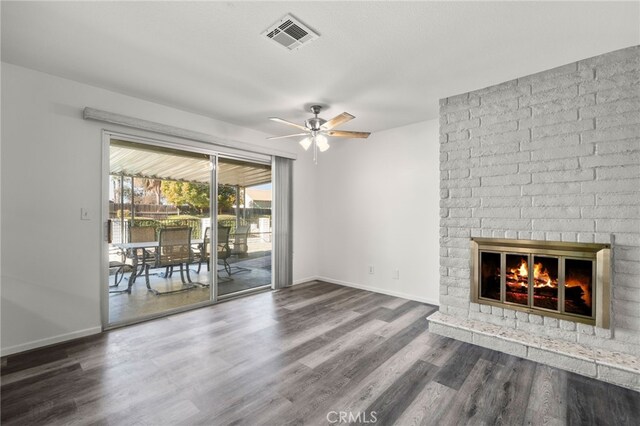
[
  {"x1": 326, "y1": 130, "x2": 371, "y2": 139},
  {"x1": 269, "y1": 117, "x2": 308, "y2": 132},
  {"x1": 266, "y1": 133, "x2": 309, "y2": 140},
  {"x1": 320, "y1": 112, "x2": 355, "y2": 130}
]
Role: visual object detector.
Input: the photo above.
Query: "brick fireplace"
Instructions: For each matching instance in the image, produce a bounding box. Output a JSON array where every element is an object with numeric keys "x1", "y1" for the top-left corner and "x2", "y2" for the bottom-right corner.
[
  {"x1": 427, "y1": 45, "x2": 639, "y2": 391},
  {"x1": 471, "y1": 238, "x2": 610, "y2": 327}
]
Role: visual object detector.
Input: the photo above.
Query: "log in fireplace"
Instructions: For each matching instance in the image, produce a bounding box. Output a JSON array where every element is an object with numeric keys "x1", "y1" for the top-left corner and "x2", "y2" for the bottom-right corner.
[{"x1": 471, "y1": 238, "x2": 611, "y2": 327}]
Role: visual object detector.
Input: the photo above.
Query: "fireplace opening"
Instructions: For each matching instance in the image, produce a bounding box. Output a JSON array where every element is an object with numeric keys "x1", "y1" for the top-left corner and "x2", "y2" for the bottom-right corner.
[
  {"x1": 532, "y1": 256, "x2": 559, "y2": 311},
  {"x1": 505, "y1": 254, "x2": 528, "y2": 305},
  {"x1": 480, "y1": 252, "x2": 500, "y2": 301},
  {"x1": 471, "y1": 238, "x2": 610, "y2": 327},
  {"x1": 565, "y1": 258, "x2": 593, "y2": 317}
]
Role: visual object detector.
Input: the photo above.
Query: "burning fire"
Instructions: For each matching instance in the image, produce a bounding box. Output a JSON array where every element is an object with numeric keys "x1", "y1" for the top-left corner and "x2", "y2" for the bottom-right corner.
[
  {"x1": 507, "y1": 259, "x2": 558, "y2": 288},
  {"x1": 533, "y1": 262, "x2": 555, "y2": 287},
  {"x1": 494, "y1": 253, "x2": 594, "y2": 314},
  {"x1": 518, "y1": 262, "x2": 527, "y2": 278}
]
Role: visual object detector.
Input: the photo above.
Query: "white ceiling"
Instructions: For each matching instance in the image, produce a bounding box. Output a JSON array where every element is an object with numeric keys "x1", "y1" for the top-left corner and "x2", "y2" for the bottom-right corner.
[{"x1": 2, "y1": 1, "x2": 638, "y2": 136}]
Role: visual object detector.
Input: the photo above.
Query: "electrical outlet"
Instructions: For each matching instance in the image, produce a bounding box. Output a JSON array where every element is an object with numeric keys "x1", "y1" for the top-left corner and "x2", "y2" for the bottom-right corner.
[
  {"x1": 80, "y1": 208, "x2": 91, "y2": 221},
  {"x1": 369, "y1": 266, "x2": 375, "y2": 274},
  {"x1": 392, "y1": 269, "x2": 400, "y2": 280}
]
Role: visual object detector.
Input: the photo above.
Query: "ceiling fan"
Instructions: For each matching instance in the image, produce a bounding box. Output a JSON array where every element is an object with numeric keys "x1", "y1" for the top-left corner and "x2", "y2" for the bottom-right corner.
[{"x1": 268, "y1": 105, "x2": 370, "y2": 163}]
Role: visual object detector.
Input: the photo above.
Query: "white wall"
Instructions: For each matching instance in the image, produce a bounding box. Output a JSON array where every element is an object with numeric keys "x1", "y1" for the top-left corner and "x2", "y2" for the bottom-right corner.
[
  {"x1": 315, "y1": 119, "x2": 441, "y2": 305},
  {"x1": 292, "y1": 147, "x2": 319, "y2": 284},
  {"x1": 0, "y1": 63, "x2": 317, "y2": 355}
]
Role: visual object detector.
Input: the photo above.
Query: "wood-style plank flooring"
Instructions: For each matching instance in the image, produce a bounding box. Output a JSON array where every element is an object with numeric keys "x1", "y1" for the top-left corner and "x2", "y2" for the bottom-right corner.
[{"x1": 2, "y1": 281, "x2": 639, "y2": 425}]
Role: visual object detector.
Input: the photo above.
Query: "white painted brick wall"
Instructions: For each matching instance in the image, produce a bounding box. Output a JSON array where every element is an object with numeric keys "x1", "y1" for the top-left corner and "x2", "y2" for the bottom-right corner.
[{"x1": 439, "y1": 46, "x2": 640, "y2": 356}]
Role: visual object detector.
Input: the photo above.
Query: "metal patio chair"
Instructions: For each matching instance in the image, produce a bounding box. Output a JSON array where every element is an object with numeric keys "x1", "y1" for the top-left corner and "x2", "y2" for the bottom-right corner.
[{"x1": 145, "y1": 227, "x2": 197, "y2": 295}]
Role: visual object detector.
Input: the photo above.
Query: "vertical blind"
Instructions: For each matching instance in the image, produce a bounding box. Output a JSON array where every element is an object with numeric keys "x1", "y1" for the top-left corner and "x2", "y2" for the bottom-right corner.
[{"x1": 273, "y1": 156, "x2": 293, "y2": 289}]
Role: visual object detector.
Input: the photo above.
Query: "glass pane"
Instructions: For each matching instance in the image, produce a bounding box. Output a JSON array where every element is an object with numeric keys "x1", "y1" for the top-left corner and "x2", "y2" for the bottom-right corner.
[
  {"x1": 505, "y1": 254, "x2": 529, "y2": 305},
  {"x1": 217, "y1": 157, "x2": 272, "y2": 296},
  {"x1": 532, "y1": 256, "x2": 559, "y2": 310},
  {"x1": 108, "y1": 140, "x2": 212, "y2": 324},
  {"x1": 480, "y1": 252, "x2": 500, "y2": 301},
  {"x1": 565, "y1": 259, "x2": 593, "y2": 317}
]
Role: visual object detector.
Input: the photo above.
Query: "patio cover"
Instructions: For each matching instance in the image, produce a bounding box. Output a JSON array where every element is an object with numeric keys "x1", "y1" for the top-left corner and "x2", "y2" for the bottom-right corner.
[{"x1": 110, "y1": 140, "x2": 272, "y2": 187}]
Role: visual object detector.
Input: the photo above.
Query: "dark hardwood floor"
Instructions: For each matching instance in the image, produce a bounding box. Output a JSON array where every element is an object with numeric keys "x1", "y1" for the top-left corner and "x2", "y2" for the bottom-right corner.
[{"x1": 2, "y1": 281, "x2": 639, "y2": 425}]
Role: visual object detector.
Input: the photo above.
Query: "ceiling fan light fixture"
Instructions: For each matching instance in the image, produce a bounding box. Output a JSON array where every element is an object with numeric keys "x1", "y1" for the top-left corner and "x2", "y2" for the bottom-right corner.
[
  {"x1": 268, "y1": 104, "x2": 370, "y2": 164},
  {"x1": 315, "y1": 134, "x2": 330, "y2": 152},
  {"x1": 299, "y1": 137, "x2": 312, "y2": 151}
]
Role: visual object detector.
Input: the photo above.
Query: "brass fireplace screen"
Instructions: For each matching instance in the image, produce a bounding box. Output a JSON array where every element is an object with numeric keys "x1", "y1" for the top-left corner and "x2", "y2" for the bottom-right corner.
[{"x1": 471, "y1": 238, "x2": 610, "y2": 328}]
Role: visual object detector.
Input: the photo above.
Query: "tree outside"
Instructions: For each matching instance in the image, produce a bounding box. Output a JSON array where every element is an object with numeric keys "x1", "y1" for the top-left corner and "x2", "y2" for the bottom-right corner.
[
  {"x1": 217, "y1": 185, "x2": 237, "y2": 214},
  {"x1": 112, "y1": 177, "x2": 241, "y2": 217},
  {"x1": 142, "y1": 179, "x2": 162, "y2": 205},
  {"x1": 162, "y1": 181, "x2": 210, "y2": 214}
]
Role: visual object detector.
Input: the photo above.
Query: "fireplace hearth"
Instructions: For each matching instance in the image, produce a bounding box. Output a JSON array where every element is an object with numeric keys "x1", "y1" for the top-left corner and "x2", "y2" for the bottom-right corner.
[{"x1": 471, "y1": 238, "x2": 610, "y2": 327}]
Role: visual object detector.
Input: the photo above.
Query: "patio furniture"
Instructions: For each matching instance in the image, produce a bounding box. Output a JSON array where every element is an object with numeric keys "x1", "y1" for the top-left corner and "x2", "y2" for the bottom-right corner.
[
  {"x1": 144, "y1": 227, "x2": 196, "y2": 295},
  {"x1": 218, "y1": 226, "x2": 232, "y2": 276},
  {"x1": 231, "y1": 225, "x2": 250, "y2": 257},
  {"x1": 111, "y1": 236, "x2": 203, "y2": 294},
  {"x1": 193, "y1": 227, "x2": 211, "y2": 274},
  {"x1": 229, "y1": 225, "x2": 251, "y2": 275},
  {"x1": 129, "y1": 226, "x2": 156, "y2": 276},
  {"x1": 191, "y1": 226, "x2": 238, "y2": 284},
  {"x1": 108, "y1": 246, "x2": 133, "y2": 293}
]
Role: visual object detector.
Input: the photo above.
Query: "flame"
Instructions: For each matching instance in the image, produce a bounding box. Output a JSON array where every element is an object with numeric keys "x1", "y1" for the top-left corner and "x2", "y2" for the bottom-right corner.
[
  {"x1": 533, "y1": 262, "x2": 555, "y2": 287},
  {"x1": 518, "y1": 262, "x2": 528, "y2": 278},
  {"x1": 507, "y1": 259, "x2": 558, "y2": 288},
  {"x1": 507, "y1": 258, "x2": 529, "y2": 288}
]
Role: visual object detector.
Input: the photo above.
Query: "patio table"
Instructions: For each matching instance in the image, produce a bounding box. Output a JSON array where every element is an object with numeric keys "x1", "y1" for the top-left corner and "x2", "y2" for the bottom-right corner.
[{"x1": 111, "y1": 239, "x2": 203, "y2": 294}]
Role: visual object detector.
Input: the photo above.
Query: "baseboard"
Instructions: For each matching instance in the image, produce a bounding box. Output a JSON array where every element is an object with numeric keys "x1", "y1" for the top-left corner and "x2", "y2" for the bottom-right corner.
[
  {"x1": 292, "y1": 276, "x2": 321, "y2": 286},
  {"x1": 1, "y1": 326, "x2": 102, "y2": 357},
  {"x1": 316, "y1": 276, "x2": 440, "y2": 306}
]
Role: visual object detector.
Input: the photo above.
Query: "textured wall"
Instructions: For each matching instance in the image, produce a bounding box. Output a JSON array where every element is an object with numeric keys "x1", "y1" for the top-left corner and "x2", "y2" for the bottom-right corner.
[{"x1": 439, "y1": 46, "x2": 640, "y2": 356}]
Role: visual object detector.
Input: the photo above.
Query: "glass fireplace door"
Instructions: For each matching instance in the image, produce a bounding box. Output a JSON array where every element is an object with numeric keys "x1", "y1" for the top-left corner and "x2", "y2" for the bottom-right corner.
[
  {"x1": 472, "y1": 238, "x2": 606, "y2": 326},
  {"x1": 564, "y1": 258, "x2": 594, "y2": 317},
  {"x1": 505, "y1": 254, "x2": 529, "y2": 306}
]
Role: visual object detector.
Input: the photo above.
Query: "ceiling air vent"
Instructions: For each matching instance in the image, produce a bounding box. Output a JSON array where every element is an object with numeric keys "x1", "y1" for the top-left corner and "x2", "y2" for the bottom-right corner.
[{"x1": 262, "y1": 14, "x2": 319, "y2": 51}]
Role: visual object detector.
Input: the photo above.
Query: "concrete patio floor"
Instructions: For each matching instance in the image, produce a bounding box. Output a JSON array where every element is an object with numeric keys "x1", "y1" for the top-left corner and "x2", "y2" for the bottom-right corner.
[{"x1": 108, "y1": 252, "x2": 271, "y2": 324}]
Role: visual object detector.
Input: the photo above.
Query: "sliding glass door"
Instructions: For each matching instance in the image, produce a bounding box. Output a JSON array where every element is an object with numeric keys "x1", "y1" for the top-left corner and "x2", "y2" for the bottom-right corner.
[
  {"x1": 107, "y1": 139, "x2": 215, "y2": 325},
  {"x1": 217, "y1": 157, "x2": 272, "y2": 297},
  {"x1": 105, "y1": 136, "x2": 274, "y2": 326}
]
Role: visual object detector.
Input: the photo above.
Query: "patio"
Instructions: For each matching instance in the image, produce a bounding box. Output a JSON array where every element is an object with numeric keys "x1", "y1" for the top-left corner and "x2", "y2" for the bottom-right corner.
[{"x1": 109, "y1": 246, "x2": 271, "y2": 324}]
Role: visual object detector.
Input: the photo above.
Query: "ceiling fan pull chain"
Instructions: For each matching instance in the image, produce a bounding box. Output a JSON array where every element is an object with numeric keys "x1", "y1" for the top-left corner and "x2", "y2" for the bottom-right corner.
[{"x1": 313, "y1": 137, "x2": 318, "y2": 164}]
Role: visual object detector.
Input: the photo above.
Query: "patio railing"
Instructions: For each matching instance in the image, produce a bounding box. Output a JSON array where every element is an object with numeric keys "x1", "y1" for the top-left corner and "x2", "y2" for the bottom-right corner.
[
  {"x1": 110, "y1": 218, "x2": 269, "y2": 244},
  {"x1": 111, "y1": 218, "x2": 203, "y2": 243}
]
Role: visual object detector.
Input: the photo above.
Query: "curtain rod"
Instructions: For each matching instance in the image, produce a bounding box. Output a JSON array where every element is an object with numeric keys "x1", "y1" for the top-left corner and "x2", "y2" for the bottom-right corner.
[{"x1": 83, "y1": 107, "x2": 297, "y2": 160}]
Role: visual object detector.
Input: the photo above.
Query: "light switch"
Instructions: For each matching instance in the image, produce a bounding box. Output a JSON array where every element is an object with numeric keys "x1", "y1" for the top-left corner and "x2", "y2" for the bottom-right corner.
[{"x1": 81, "y1": 208, "x2": 91, "y2": 221}]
